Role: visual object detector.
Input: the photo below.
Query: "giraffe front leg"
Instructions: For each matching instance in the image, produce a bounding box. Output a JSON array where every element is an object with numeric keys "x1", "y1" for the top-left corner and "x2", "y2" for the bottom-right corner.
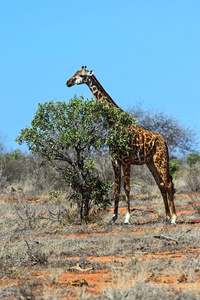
[
  {"x1": 168, "y1": 180, "x2": 177, "y2": 224},
  {"x1": 111, "y1": 158, "x2": 121, "y2": 223},
  {"x1": 159, "y1": 182, "x2": 171, "y2": 221},
  {"x1": 122, "y1": 163, "x2": 131, "y2": 224}
]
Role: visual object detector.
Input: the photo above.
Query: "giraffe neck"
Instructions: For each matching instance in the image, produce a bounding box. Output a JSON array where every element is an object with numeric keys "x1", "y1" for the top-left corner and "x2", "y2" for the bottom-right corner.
[{"x1": 86, "y1": 75, "x2": 120, "y2": 108}]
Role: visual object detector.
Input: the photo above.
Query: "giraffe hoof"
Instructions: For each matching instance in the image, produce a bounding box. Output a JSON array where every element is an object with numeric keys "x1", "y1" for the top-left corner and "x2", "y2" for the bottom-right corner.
[
  {"x1": 123, "y1": 222, "x2": 130, "y2": 225},
  {"x1": 171, "y1": 214, "x2": 177, "y2": 225},
  {"x1": 110, "y1": 214, "x2": 118, "y2": 223},
  {"x1": 124, "y1": 212, "x2": 131, "y2": 224}
]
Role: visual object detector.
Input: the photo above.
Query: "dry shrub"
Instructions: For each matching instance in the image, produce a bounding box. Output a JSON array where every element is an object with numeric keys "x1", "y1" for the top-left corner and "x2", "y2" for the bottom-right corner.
[
  {"x1": 22, "y1": 239, "x2": 48, "y2": 266},
  {"x1": 18, "y1": 281, "x2": 42, "y2": 300},
  {"x1": 80, "y1": 280, "x2": 199, "y2": 300},
  {"x1": 130, "y1": 165, "x2": 156, "y2": 195},
  {"x1": 186, "y1": 168, "x2": 200, "y2": 193},
  {"x1": 0, "y1": 280, "x2": 45, "y2": 300},
  {"x1": 0, "y1": 152, "x2": 66, "y2": 197},
  {"x1": 12, "y1": 201, "x2": 38, "y2": 230},
  {"x1": 45, "y1": 204, "x2": 79, "y2": 226}
]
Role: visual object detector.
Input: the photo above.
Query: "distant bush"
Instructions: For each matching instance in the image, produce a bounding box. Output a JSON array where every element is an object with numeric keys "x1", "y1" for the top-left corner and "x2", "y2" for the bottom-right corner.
[
  {"x1": 0, "y1": 150, "x2": 26, "y2": 183},
  {"x1": 186, "y1": 153, "x2": 200, "y2": 167},
  {"x1": 186, "y1": 168, "x2": 200, "y2": 192},
  {"x1": 169, "y1": 160, "x2": 179, "y2": 178},
  {"x1": 0, "y1": 150, "x2": 64, "y2": 196}
]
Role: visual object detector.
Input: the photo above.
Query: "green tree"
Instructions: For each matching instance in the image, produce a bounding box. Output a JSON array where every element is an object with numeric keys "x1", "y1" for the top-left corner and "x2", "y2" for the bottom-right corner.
[
  {"x1": 186, "y1": 153, "x2": 200, "y2": 167},
  {"x1": 16, "y1": 97, "x2": 135, "y2": 222},
  {"x1": 169, "y1": 160, "x2": 179, "y2": 178}
]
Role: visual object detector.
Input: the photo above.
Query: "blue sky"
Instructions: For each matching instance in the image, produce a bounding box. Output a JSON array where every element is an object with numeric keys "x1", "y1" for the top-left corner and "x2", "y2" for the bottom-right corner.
[{"x1": 0, "y1": 0, "x2": 200, "y2": 152}]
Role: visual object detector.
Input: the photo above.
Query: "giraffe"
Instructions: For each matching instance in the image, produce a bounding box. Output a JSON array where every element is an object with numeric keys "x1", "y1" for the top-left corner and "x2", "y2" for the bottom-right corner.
[{"x1": 66, "y1": 66, "x2": 177, "y2": 224}]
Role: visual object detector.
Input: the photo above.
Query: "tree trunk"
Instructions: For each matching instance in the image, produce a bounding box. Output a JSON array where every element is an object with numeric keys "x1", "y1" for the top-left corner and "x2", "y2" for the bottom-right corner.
[{"x1": 84, "y1": 195, "x2": 90, "y2": 223}]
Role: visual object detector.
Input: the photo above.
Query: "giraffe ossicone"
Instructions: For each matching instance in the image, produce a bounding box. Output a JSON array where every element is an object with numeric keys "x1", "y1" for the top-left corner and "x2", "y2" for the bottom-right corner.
[{"x1": 66, "y1": 67, "x2": 177, "y2": 225}]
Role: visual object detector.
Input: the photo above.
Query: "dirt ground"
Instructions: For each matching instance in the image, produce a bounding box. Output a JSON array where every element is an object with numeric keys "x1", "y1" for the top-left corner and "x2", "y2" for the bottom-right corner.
[{"x1": 0, "y1": 194, "x2": 199, "y2": 299}]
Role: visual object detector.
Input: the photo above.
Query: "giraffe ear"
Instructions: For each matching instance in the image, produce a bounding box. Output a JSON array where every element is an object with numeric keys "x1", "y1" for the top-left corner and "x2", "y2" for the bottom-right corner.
[{"x1": 88, "y1": 70, "x2": 94, "y2": 76}]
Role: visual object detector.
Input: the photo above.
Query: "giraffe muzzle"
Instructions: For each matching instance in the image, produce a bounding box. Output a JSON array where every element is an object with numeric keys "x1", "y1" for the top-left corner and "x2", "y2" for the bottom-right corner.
[{"x1": 66, "y1": 80, "x2": 73, "y2": 87}]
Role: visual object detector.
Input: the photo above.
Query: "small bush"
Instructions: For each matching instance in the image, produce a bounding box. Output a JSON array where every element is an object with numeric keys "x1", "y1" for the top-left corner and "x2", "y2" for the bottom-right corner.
[
  {"x1": 186, "y1": 153, "x2": 200, "y2": 167},
  {"x1": 169, "y1": 160, "x2": 179, "y2": 178}
]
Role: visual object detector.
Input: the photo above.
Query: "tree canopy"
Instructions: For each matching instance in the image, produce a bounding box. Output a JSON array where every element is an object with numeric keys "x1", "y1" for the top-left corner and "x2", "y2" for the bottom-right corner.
[{"x1": 16, "y1": 96, "x2": 135, "y2": 222}]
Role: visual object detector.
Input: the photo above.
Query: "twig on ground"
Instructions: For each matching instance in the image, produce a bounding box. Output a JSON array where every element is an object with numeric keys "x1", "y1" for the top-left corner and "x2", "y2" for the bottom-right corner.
[
  {"x1": 177, "y1": 229, "x2": 192, "y2": 240},
  {"x1": 154, "y1": 229, "x2": 192, "y2": 244},
  {"x1": 131, "y1": 207, "x2": 157, "y2": 214},
  {"x1": 153, "y1": 235, "x2": 178, "y2": 244},
  {"x1": 69, "y1": 262, "x2": 93, "y2": 272}
]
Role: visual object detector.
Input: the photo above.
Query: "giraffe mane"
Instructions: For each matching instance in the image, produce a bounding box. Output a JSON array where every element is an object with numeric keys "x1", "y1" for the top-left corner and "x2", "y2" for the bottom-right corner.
[{"x1": 91, "y1": 75, "x2": 120, "y2": 108}]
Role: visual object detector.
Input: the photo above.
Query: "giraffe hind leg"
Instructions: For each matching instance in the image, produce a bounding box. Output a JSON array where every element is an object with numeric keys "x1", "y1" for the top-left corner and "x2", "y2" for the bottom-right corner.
[
  {"x1": 147, "y1": 161, "x2": 171, "y2": 222},
  {"x1": 167, "y1": 177, "x2": 177, "y2": 224}
]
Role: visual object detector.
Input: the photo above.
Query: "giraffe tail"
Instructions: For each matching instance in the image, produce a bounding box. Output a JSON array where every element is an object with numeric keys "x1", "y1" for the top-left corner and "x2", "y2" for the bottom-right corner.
[
  {"x1": 169, "y1": 175, "x2": 175, "y2": 196},
  {"x1": 165, "y1": 140, "x2": 175, "y2": 196}
]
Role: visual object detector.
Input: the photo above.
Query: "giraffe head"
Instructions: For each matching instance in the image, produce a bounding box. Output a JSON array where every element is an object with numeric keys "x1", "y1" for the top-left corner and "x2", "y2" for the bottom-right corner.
[{"x1": 66, "y1": 66, "x2": 94, "y2": 87}]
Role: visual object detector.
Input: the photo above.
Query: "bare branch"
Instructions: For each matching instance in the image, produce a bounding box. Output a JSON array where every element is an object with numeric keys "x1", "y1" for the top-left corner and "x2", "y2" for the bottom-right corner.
[
  {"x1": 153, "y1": 234, "x2": 178, "y2": 244},
  {"x1": 154, "y1": 229, "x2": 192, "y2": 244},
  {"x1": 69, "y1": 262, "x2": 93, "y2": 273}
]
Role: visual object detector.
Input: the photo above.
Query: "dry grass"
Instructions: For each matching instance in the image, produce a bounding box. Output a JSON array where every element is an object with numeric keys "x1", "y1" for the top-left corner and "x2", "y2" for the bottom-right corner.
[
  {"x1": 80, "y1": 281, "x2": 200, "y2": 300},
  {"x1": 0, "y1": 194, "x2": 200, "y2": 299}
]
